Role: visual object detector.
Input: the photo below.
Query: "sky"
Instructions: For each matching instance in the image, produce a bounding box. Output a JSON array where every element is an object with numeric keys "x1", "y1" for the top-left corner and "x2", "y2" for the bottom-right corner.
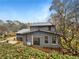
[{"x1": 0, "y1": 0, "x2": 52, "y2": 23}]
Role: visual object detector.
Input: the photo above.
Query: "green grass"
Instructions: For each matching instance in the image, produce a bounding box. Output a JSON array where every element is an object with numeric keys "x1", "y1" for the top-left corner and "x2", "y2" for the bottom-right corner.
[{"x1": 0, "y1": 43, "x2": 79, "y2": 59}]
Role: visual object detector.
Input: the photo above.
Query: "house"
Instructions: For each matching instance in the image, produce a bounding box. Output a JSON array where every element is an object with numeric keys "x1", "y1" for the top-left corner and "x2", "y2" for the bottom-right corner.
[{"x1": 16, "y1": 22, "x2": 60, "y2": 48}]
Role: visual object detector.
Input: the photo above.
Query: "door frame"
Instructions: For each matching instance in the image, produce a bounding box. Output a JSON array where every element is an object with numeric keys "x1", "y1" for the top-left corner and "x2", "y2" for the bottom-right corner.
[{"x1": 33, "y1": 36, "x2": 40, "y2": 45}]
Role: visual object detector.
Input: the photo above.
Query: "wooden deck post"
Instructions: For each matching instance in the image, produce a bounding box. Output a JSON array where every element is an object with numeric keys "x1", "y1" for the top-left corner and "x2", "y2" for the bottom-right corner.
[{"x1": 32, "y1": 35, "x2": 33, "y2": 45}]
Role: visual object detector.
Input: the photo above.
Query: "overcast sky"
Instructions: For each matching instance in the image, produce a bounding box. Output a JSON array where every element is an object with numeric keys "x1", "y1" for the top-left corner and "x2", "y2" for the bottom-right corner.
[{"x1": 0, "y1": 0, "x2": 52, "y2": 23}]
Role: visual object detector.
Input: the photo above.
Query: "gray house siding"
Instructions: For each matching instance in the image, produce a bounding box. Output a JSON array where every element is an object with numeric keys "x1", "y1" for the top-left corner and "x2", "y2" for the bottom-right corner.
[
  {"x1": 51, "y1": 26, "x2": 55, "y2": 32},
  {"x1": 17, "y1": 31, "x2": 60, "y2": 48},
  {"x1": 30, "y1": 26, "x2": 50, "y2": 31},
  {"x1": 16, "y1": 34, "x2": 26, "y2": 44},
  {"x1": 30, "y1": 26, "x2": 55, "y2": 32},
  {"x1": 16, "y1": 22, "x2": 60, "y2": 48}
]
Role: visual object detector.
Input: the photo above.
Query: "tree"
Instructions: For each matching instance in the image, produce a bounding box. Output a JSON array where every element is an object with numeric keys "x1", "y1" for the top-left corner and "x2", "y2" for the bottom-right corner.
[{"x1": 50, "y1": 0, "x2": 79, "y2": 55}]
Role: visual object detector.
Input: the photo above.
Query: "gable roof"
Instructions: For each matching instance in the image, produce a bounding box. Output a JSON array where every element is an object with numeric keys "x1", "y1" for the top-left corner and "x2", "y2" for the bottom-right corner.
[
  {"x1": 16, "y1": 30, "x2": 60, "y2": 36},
  {"x1": 16, "y1": 29, "x2": 30, "y2": 34},
  {"x1": 30, "y1": 22, "x2": 54, "y2": 27}
]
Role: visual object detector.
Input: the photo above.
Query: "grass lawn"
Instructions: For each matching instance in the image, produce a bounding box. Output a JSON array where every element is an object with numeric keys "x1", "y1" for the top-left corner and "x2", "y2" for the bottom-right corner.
[{"x1": 0, "y1": 43, "x2": 79, "y2": 59}]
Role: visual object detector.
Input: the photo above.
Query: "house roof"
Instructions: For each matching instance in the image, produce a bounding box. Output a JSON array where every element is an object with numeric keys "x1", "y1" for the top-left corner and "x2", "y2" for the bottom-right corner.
[
  {"x1": 30, "y1": 22, "x2": 54, "y2": 27},
  {"x1": 16, "y1": 30, "x2": 60, "y2": 36},
  {"x1": 16, "y1": 29, "x2": 30, "y2": 34}
]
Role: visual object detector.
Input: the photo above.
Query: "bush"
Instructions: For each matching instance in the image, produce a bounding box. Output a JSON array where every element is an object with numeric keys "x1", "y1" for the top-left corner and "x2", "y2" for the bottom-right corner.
[{"x1": 0, "y1": 43, "x2": 79, "y2": 59}]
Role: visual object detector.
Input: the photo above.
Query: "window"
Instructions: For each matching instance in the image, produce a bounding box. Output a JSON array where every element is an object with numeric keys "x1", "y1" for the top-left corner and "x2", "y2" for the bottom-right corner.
[
  {"x1": 48, "y1": 26, "x2": 51, "y2": 31},
  {"x1": 52, "y1": 36, "x2": 57, "y2": 44},
  {"x1": 33, "y1": 37, "x2": 40, "y2": 45},
  {"x1": 17, "y1": 37, "x2": 22, "y2": 41},
  {"x1": 52, "y1": 39, "x2": 56, "y2": 44},
  {"x1": 45, "y1": 36, "x2": 48, "y2": 43}
]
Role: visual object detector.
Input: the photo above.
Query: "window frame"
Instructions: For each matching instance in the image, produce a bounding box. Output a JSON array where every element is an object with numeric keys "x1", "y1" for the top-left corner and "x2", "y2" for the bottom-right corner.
[
  {"x1": 44, "y1": 36, "x2": 48, "y2": 43},
  {"x1": 52, "y1": 35, "x2": 58, "y2": 45},
  {"x1": 17, "y1": 37, "x2": 23, "y2": 41},
  {"x1": 48, "y1": 26, "x2": 51, "y2": 31}
]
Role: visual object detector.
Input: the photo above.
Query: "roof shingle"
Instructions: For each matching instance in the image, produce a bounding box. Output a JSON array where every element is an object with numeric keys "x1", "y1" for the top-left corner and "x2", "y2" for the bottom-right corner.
[{"x1": 30, "y1": 22, "x2": 54, "y2": 26}]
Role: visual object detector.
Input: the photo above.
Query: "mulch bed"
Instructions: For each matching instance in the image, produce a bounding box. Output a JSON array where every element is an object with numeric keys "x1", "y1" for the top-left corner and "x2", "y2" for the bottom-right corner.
[
  {"x1": 40, "y1": 47, "x2": 62, "y2": 53},
  {"x1": 32, "y1": 46, "x2": 62, "y2": 53},
  {"x1": 31, "y1": 46, "x2": 76, "y2": 56}
]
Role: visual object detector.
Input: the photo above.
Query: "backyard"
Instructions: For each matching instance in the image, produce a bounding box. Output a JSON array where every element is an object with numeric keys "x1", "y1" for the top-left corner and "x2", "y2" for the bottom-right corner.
[{"x1": 0, "y1": 0, "x2": 79, "y2": 59}]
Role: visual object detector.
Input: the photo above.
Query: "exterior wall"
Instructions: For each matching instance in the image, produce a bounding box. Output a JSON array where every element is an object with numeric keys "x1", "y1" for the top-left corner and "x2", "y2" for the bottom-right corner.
[
  {"x1": 30, "y1": 26, "x2": 55, "y2": 32},
  {"x1": 22, "y1": 35, "x2": 27, "y2": 44},
  {"x1": 16, "y1": 34, "x2": 24, "y2": 40},
  {"x1": 30, "y1": 26, "x2": 49, "y2": 31},
  {"x1": 16, "y1": 34, "x2": 26, "y2": 44},
  {"x1": 16, "y1": 32, "x2": 60, "y2": 48},
  {"x1": 51, "y1": 26, "x2": 55, "y2": 32},
  {"x1": 26, "y1": 34, "x2": 33, "y2": 45},
  {"x1": 26, "y1": 32, "x2": 60, "y2": 48},
  {"x1": 21, "y1": 34, "x2": 33, "y2": 45}
]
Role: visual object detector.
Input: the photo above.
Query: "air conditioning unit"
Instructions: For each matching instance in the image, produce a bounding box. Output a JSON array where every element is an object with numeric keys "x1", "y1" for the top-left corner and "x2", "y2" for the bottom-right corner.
[{"x1": 27, "y1": 41, "x2": 32, "y2": 46}]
